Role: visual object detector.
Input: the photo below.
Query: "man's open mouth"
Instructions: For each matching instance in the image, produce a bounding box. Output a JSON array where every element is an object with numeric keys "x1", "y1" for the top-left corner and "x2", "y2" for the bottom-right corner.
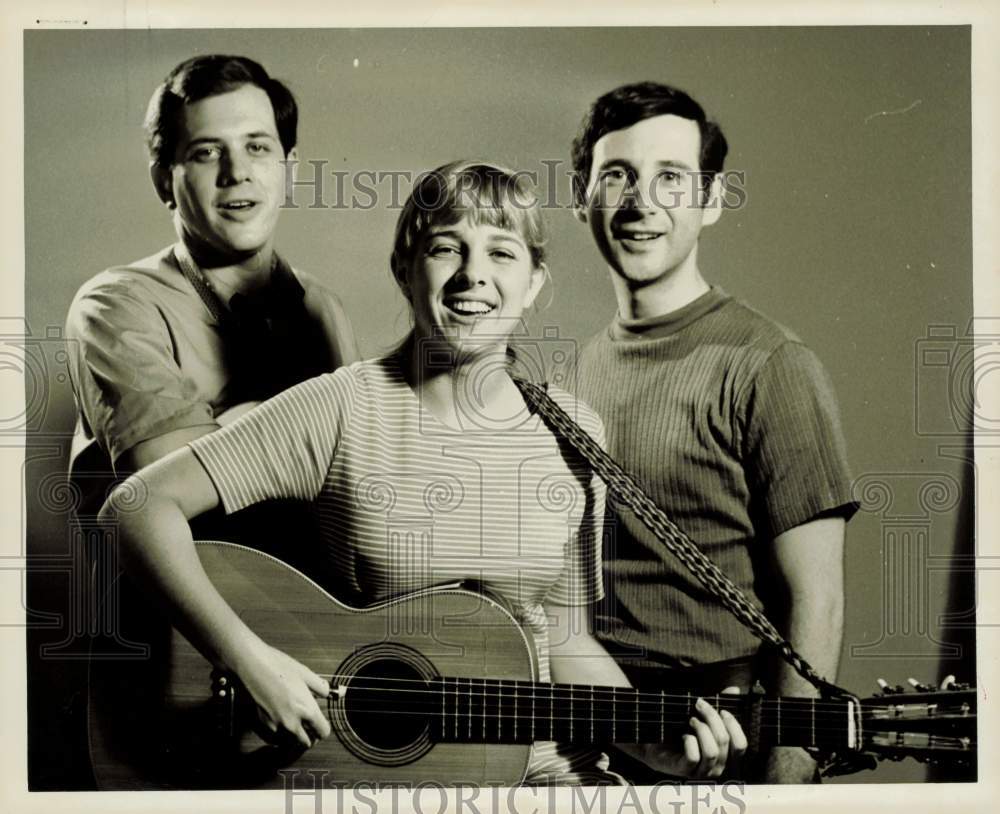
[
  {"x1": 616, "y1": 230, "x2": 663, "y2": 242},
  {"x1": 218, "y1": 200, "x2": 258, "y2": 211}
]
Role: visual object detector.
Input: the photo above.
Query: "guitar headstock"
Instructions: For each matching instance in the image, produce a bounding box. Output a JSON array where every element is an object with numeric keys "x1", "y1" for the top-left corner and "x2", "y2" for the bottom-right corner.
[{"x1": 858, "y1": 675, "x2": 976, "y2": 768}]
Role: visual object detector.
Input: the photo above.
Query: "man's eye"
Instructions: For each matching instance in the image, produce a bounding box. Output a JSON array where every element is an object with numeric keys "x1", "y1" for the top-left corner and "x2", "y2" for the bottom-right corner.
[
  {"x1": 190, "y1": 147, "x2": 220, "y2": 163},
  {"x1": 601, "y1": 168, "x2": 627, "y2": 183},
  {"x1": 248, "y1": 142, "x2": 272, "y2": 155},
  {"x1": 657, "y1": 170, "x2": 683, "y2": 184}
]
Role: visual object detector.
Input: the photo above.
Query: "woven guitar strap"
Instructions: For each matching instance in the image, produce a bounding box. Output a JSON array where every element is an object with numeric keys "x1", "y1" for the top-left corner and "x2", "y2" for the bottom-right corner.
[{"x1": 513, "y1": 377, "x2": 845, "y2": 699}]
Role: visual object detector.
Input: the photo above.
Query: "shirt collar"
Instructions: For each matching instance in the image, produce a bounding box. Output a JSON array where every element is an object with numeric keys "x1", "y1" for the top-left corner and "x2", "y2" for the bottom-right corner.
[{"x1": 610, "y1": 286, "x2": 730, "y2": 341}]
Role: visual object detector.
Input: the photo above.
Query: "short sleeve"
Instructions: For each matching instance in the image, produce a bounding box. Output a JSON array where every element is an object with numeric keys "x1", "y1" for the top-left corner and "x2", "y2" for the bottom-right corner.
[
  {"x1": 65, "y1": 282, "x2": 217, "y2": 463},
  {"x1": 188, "y1": 369, "x2": 357, "y2": 513},
  {"x1": 545, "y1": 393, "x2": 607, "y2": 606},
  {"x1": 741, "y1": 342, "x2": 859, "y2": 539}
]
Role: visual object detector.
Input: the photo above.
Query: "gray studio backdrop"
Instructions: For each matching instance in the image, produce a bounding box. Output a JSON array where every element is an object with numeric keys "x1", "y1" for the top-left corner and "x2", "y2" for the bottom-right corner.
[{"x1": 23, "y1": 27, "x2": 974, "y2": 787}]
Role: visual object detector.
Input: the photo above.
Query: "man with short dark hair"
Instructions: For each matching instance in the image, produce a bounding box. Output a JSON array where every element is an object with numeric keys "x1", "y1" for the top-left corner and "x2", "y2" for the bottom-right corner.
[
  {"x1": 571, "y1": 82, "x2": 857, "y2": 783},
  {"x1": 66, "y1": 54, "x2": 358, "y2": 527},
  {"x1": 60, "y1": 57, "x2": 357, "y2": 787}
]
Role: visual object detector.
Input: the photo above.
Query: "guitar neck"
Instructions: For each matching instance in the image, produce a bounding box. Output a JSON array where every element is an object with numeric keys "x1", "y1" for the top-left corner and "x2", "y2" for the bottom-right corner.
[{"x1": 431, "y1": 678, "x2": 855, "y2": 751}]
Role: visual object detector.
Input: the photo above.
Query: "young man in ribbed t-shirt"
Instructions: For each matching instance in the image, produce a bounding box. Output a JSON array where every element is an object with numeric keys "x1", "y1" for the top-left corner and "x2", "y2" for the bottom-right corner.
[{"x1": 570, "y1": 82, "x2": 858, "y2": 783}]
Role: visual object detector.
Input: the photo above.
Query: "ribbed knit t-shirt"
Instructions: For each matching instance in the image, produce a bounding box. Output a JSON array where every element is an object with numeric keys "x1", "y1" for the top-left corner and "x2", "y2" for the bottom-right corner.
[
  {"x1": 576, "y1": 287, "x2": 857, "y2": 669},
  {"x1": 188, "y1": 355, "x2": 617, "y2": 784}
]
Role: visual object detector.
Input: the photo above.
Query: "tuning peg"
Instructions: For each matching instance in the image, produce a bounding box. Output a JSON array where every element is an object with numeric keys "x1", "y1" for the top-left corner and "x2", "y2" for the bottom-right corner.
[
  {"x1": 940, "y1": 674, "x2": 956, "y2": 690},
  {"x1": 907, "y1": 677, "x2": 934, "y2": 692},
  {"x1": 876, "y1": 678, "x2": 904, "y2": 695}
]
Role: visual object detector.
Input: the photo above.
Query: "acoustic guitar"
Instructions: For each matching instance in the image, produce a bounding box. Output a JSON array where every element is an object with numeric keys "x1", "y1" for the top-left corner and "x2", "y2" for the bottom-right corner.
[{"x1": 88, "y1": 542, "x2": 977, "y2": 789}]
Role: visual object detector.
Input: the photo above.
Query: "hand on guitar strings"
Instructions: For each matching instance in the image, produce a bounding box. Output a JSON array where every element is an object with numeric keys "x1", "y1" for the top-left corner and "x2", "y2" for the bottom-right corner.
[
  {"x1": 239, "y1": 641, "x2": 333, "y2": 750},
  {"x1": 623, "y1": 687, "x2": 748, "y2": 779}
]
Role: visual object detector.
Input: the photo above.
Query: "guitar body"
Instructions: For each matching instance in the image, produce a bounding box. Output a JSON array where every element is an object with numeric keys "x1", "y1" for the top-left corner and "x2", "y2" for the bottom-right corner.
[
  {"x1": 88, "y1": 541, "x2": 538, "y2": 790},
  {"x1": 89, "y1": 542, "x2": 978, "y2": 788}
]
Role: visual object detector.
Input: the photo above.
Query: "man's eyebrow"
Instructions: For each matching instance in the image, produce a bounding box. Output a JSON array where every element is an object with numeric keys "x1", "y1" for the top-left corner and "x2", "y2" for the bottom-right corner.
[
  {"x1": 596, "y1": 158, "x2": 696, "y2": 171},
  {"x1": 596, "y1": 158, "x2": 635, "y2": 171},
  {"x1": 183, "y1": 137, "x2": 222, "y2": 148},
  {"x1": 183, "y1": 132, "x2": 278, "y2": 147},
  {"x1": 655, "y1": 159, "x2": 695, "y2": 171}
]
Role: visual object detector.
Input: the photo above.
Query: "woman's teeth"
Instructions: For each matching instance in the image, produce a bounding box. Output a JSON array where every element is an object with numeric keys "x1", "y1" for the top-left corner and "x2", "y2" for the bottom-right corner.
[{"x1": 448, "y1": 300, "x2": 495, "y2": 314}]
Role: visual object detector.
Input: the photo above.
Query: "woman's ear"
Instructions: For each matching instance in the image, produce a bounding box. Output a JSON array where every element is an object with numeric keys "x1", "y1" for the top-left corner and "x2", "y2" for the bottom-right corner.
[
  {"x1": 524, "y1": 262, "x2": 548, "y2": 310},
  {"x1": 391, "y1": 254, "x2": 411, "y2": 299}
]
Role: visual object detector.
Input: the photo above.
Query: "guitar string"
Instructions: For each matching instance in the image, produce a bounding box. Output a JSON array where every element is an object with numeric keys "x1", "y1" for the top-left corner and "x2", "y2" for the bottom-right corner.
[
  {"x1": 312, "y1": 709, "x2": 974, "y2": 746},
  {"x1": 300, "y1": 689, "x2": 956, "y2": 733},
  {"x1": 313, "y1": 673, "x2": 857, "y2": 709},
  {"x1": 286, "y1": 704, "x2": 974, "y2": 743},
  {"x1": 218, "y1": 674, "x2": 967, "y2": 739},
  {"x1": 306, "y1": 673, "x2": 954, "y2": 714},
  {"x1": 313, "y1": 670, "x2": 966, "y2": 703},
  {"x1": 309, "y1": 715, "x2": 973, "y2": 752},
  {"x1": 313, "y1": 695, "x2": 951, "y2": 725}
]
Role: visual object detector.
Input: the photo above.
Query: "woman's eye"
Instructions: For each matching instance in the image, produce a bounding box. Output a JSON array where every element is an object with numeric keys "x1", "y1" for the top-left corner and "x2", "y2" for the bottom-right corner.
[
  {"x1": 657, "y1": 170, "x2": 682, "y2": 184},
  {"x1": 490, "y1": 249, "x2": 516, "y2": 261},
  {"x1": 428, "y1": 244, "x2": 459, "y2": 257}
]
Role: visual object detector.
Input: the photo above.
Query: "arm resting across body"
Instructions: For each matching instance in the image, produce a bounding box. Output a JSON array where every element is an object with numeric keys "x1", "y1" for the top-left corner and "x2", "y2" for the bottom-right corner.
[{"x1": 99, "y1": 448, "x2": 331, "y2": 748}]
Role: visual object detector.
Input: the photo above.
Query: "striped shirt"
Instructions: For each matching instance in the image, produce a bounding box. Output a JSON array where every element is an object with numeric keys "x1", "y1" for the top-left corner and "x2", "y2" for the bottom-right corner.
[
  {"x1": 577, "y1": 287, "x2": 857, "y2": 669},
  {"x1": 189, "y1": 355, "x2": 616, "y2": 784}
]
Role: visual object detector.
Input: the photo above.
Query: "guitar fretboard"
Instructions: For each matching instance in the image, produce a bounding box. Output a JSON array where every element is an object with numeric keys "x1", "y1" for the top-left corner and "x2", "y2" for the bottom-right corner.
[{"x1": 430, "y1": 677, "x2": 851, "y2": 749}]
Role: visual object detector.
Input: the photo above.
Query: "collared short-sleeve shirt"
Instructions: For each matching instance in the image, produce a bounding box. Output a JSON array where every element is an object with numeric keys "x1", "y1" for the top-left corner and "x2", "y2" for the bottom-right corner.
[{"x1": 65, "y1": 244, "x2": 357, "y2": 514}]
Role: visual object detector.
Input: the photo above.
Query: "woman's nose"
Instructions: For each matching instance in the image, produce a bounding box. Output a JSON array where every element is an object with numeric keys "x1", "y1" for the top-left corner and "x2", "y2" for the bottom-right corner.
[{"x1": 456, "y1": 251, "x2": 488, "y2": 287}]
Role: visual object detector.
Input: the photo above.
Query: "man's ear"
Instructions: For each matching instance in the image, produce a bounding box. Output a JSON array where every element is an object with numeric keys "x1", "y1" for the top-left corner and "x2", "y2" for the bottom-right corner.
[
  {"x1": 572, "y1": 178, "x2": 590, "y2": 224},
  {"x1": 150, "y1": 163, "x2": 175, "y2": 209},
  {"x1": 281, "y1": 148, "x2": 299, "y2": 205},
  {"x1": 700, "y1": 173, "x2": 725, "y2": 227}
]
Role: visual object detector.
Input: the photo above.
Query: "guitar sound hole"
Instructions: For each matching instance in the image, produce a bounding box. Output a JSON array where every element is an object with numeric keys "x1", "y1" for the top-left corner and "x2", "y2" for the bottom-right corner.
[{"x1": 344, "y1": 659, "x2": 431, "y2": 750}]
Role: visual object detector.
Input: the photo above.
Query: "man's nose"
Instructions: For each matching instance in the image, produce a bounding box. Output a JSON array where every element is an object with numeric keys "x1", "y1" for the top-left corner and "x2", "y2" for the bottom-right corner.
[
  {"x1": 621, "y1": 174, "x2": 650, "y2": 211},
  {"x1": 219, "y1": 149, "x2": 252, "y2": 186}
]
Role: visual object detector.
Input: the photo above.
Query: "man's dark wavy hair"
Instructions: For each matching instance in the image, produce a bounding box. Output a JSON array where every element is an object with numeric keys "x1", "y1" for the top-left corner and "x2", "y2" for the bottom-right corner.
[
  {"x1": 144, "y1": 54, "x2": 298, "y2": 169},
  {"x1": 571, "y1": 81, "x2": 728, "y2": 207}
]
